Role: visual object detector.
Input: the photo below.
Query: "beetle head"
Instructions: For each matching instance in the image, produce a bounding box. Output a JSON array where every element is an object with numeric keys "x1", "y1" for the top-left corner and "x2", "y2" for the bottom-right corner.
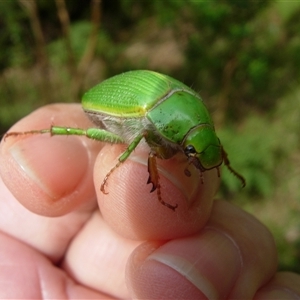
[{"x1": 183, "y1": 124, "x2": 223, "y2": 172}]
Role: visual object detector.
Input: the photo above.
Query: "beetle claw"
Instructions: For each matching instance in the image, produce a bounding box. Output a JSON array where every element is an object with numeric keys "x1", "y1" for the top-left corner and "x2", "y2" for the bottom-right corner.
[
  {"x1": 147, "y1": 176, "x2": 157, "y2": 193},
  {"x1": 100, "y1": 161, "x2": 123, "y2": 195},
  {"x1": 163, "y1": 202, "x2": 178, "y2": 211},
  {"x1": 100, "y1": 183, "x2": 109, "y2": 194},
  {"x1": 221, "y1": 147, "x2": 246, "y2": 188},
  {"x1": 184, "y1": 167, "x2": 192, "y2": 177}
]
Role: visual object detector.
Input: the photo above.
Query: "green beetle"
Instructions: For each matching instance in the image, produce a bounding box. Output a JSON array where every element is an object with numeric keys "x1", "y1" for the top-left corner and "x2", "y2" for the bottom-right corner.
[{"x1": 5, "y1": 70, "x2": 245, "y2": 211}]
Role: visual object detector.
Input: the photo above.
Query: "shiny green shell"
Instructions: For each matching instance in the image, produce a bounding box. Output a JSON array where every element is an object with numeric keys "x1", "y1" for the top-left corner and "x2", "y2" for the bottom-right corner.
[{"x1": 82, "y1": 70, "x2": 215, "y2": 145}]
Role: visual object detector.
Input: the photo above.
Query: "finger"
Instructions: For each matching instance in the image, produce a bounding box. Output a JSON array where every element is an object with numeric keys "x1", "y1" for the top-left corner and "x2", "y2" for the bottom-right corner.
[
  {"x1": 0, "y1": 104, "x2": 102, "y2": 258},
  {"x1": 62, "y1": 211, "x2": 141, "y2": 299},
  {"x1": 0, "y1": 176, "x2": 91, "y2": 261},
  {"x1": 0, "y1": 231, "x2": 113, "y2": 299},
  {"x1": 126, "y1": 200, "x2": 278, "y2": 299},
  {"x1": 95, "y1": 143, "x2": 220, "y2": 240},
  {"x1": 254, "y1": 272, "x2": 300, "y2": 299},
  {"x1": 0, "y1": 103, "x2": 100, "y2": 216}
]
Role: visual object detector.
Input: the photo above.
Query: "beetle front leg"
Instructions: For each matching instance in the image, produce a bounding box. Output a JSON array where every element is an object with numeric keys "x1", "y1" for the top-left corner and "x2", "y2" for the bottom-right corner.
[
  {"x1": 222, "y1": 147, "x2": 246, "y2": 188},
  {"x1": 147, "y1": 151, "x2": 178, "y2": 211}
]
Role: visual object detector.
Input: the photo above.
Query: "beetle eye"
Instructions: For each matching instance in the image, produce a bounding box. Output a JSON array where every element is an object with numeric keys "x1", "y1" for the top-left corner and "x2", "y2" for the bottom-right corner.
[{"x1": 184, "y1": 145, "x2": 196, "y2": 156}]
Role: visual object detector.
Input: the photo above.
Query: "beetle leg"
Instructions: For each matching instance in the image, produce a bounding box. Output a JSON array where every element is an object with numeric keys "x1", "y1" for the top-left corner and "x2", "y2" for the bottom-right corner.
[
  {"x1": 100, "y1": 161, "x2": 122, "y2": 194},
  {"x1": 217, "y1": 167, "x2": 221, "y2": 178},
  {"x1": 147, "y1": 152, "x2": 178, "y2": 211},
  {"x1": 5, "y1": 126, "x2": 124, "y2": 144},
  {"x1": 199, "y1": 171, "x2": 204, "y2": 184},
  {"x1": 147, "y1": 152, "x2": 159, "y2": 193},
  {"x1": 221, "y1": 147, "x2": 246, "y2": 188},
  {"x1": 101, "y1": 134, "x2": 144, "y2": 194}
]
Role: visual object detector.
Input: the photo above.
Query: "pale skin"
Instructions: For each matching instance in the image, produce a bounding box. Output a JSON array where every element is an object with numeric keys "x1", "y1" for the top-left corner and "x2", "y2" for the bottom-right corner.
[{"x1": 0, "y1": 103, "x2": 300, "y2": 299}]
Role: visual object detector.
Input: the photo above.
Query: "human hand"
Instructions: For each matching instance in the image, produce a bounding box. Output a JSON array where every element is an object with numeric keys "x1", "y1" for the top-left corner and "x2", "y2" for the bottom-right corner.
[{"x1": 1, "y1": 104, "x2": 299, "y2": 299}]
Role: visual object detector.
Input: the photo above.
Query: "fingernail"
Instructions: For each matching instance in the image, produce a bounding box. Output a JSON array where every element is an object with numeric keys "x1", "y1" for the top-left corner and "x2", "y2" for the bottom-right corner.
[
  {"x1": 8, "y1": 136, "x2": 89, "y2": 199},
  {"x1": 147, "y1": 229, "x2": 242, "y2": 299}
]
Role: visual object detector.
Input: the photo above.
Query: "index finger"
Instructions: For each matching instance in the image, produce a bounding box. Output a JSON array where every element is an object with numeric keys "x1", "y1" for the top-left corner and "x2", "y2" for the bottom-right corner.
[{"x1": 95, "y1": 143, "x2": 220, "y2": 240}]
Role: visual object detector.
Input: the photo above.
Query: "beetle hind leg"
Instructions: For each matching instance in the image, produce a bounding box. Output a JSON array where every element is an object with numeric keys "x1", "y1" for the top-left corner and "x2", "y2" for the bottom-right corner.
[{"x1": 147, "y1": 152, "x2": 178, "y2": 211}]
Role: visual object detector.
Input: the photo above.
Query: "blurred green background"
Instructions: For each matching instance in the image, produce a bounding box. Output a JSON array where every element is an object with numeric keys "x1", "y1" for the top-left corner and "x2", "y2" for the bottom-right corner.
[{"x1": 1, "y1": 0, "x2": 299, "y2": 273}]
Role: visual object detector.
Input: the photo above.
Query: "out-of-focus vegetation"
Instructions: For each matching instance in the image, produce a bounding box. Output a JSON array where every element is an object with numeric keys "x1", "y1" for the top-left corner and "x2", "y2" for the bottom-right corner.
[{"x1": 0, "y1": 0, "x2": 299, "y2": 273}]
